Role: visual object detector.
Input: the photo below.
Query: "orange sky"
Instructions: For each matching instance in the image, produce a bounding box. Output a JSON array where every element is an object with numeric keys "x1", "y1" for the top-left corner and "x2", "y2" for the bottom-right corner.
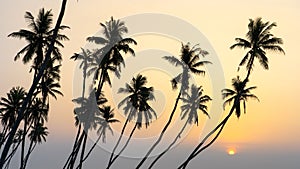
[{"x1": 1, "y1": 0, "x2": 300, "y2": 164}]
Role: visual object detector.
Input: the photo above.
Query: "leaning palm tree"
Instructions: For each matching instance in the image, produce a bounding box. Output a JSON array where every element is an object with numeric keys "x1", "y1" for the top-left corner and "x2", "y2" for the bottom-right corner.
[
  {"x1": 136, "y1": 43, "x2": 210, "y2": 168},
  {"x1": 148, "y1": 85, "x2": 211, "y2": 168},
  {"x1": 107, "y1": 74, "x2": 156, "y2": 169},
  {"x1": 178, "y1": 77, "x2": 259, "y2": 169},
  {"x1": 0, "y1": 2, "x2": 68, "y2": 166},
  {"x1": 230, "y1": 17, "x2": 284, "y2": 81},
  {"x1": 86, "y1": 17, "x2": 137, "y2": 100}
]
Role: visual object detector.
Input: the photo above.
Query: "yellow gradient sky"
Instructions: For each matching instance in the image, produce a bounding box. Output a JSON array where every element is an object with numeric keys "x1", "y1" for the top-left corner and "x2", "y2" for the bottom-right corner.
[{"x1": 1, "y1": 0, "x2": 300, "y2": 162}]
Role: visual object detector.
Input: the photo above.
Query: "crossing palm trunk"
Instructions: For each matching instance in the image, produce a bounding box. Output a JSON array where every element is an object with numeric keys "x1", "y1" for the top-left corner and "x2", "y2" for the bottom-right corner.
[{"x1": 135, "y1": 91, "x2": 182, "y2": 169}]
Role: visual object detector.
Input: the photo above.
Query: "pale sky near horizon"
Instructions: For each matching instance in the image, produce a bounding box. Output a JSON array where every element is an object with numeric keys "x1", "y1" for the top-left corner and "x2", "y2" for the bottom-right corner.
[{"x1": 0, "y1": 0, "x2": 300, "y2": 169}]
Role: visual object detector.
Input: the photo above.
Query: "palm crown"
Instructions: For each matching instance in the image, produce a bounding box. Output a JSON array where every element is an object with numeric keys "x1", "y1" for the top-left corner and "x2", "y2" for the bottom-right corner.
[
  {"x1": 118, "y1": 74, "x2": 156, "y2": 129},
  {"x1": 8, "y1": 8, "x2": 69, "y2": 67},
  {"x1": 180, "y1": 85, "x2": 211, "y2": 125},
  {"x1": 163, "y1": 43, "x2": 210, "y2": 91},
  {"x1": 222, "y1": 77, "x2": 259, "y2": 118},
  {"x1": 230, "y1": 17, "x2": 284, "y2": 79}
]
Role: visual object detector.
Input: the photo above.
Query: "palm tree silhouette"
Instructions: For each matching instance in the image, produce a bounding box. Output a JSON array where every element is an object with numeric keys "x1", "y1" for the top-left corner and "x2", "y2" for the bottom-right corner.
[
  {"x1": 178, "y1": 77, "x2": 259, "y2": 168},
  {"x1": 80, "y1": 106, "x2": 120, "y2": 164},
  {"x1": 64, "y1": 48, "x2": 94, "y2": 169},
  {"x1": 136, "y1": 43, "x2": 210, "y2": 168},
  {"x1": 8, "y1": 8, "x2": 69, "y2": 78},
  {"x1": 230, "y1": 17, "x2": 284, "y2": 81},
  {"x1": 0, "y1": 2, "x2": 68, "y2": 165},
  {"x1": 107, "y1": 74, "x2": 155, "y2": 169},
  {"x1": 22, "y1": 123, "x2": 49, "y2": 169},
  {"x1": 148, "y1": 85, "x2": 211, "y2": 168},
  {"x1": 86, "y1": 17, "x2": 137, "y2": 100},
  {"x1": 0, "y1": 87, "x2": 26, "y2": 149}
]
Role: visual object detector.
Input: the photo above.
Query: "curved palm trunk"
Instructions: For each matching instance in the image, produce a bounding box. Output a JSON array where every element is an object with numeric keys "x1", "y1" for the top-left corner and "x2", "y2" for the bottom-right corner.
[
  {"x1": 149, "y1": 120, "x2": 189, "y2": 169},
  {"x1": 107, "y1": 118, "x2": 130, "y2": 166},
  {"x1": 107, "y1": 122, "x2": 138, "y2": 169},
  {"x1": 245, "y1": 55, "x2": 255, "y2": 82},
  {"x1": 177, "y1": 103, "x2": 236, "y2": 169},
  {"x1": 135, "y1": 91, "x2": 182, "y2": 169},
  {"x1": 0, "y1": 0, "x2": 68, "y2": 166}
]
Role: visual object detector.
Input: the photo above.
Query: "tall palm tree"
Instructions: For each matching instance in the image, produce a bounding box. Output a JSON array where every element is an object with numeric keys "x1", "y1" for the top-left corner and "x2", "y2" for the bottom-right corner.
[
  {"x1": 8, "y1": 8, "x2": 69, "y2": 77},
  {"x1": 64, "y1": 49, "x2": 94, "y2": 169},
  {"x1": 136, "y1": 43, "x2": 210, "y2": 168},
  {"x1": 107, "y1": 74, "x2": 155, "y2": 169},
  {"x1": 148, "y1": 85, "x2": 211, "y2": 168},
  {"x1": 230, "y1": 17, "x2": 284, "y2": 81},
  {"x1": 0, "y1": 2, "x2": 68, "y2": 166},
  {"x1": 86, "y1": 17, "x2": 137, "y2": 100},
  {"x1": 178, "y1": 77, "x2": 259, "y2": 169}
]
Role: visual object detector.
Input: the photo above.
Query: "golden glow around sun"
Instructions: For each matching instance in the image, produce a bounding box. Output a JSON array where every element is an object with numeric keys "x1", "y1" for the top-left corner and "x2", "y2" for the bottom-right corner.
[{"x1": 227, "y1": 149, "x2": 236, "y2": 155}]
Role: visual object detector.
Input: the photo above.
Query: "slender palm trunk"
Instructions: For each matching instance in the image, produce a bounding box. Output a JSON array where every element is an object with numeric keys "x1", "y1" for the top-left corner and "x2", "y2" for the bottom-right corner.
[
  {"x1": 81, "y1": 132, "x2": 103, "y2": 162},
  {"x1": 63, "y1": 124, "x2": 82, "y2": 169},
  {"x1": 69, "y1": 132, "x2": 85, "y2": 169},
  {"x1": 107, "y1": 122, "x2": 138, "y2": 169},
  {"x1": 95, "y1": 67, "x2": 106, "y2": 100},
  {"x1": 177, "y1": 103, "x2": 236, "y2": 169},
  {"x1": 135, "y1": 91, "x2": 182, "y2": 169},
  {"x1": 22, "y1": 140, "x2": 37, "y2": 169},
  {"x1": 245, "y1": 55, "x2": 254, "y2": 82},
  {"x1": 77, "y1": 131, "x2": 88, "y2": 169},
  {"x1": 0, "y1": 1, "x2": 67, "y2": 166},
  {"x1": 107, "y1": 118, "x2": 130, "y2": 166},
  {"x1": 149, "y1": 120, "x2": 189, "y2": 169}
]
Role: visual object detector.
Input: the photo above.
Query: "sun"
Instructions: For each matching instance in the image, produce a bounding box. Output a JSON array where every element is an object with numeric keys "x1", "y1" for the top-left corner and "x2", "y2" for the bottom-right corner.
[{"x1": 227, "y1": 148, "x2": 236, "y2": 155}]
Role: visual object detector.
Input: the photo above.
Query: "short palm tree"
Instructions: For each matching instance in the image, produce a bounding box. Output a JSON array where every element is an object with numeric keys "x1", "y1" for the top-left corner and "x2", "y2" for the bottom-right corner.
[
  {"x1": 79, "y1": 106, "x2": 120, "y2": 165},
  {"x1": 178, "y1": 77, "x2": 259, "y2": 168},
  {"x1": 107, "y1": 74, "x2": 155, "y2": 169},
  {"x1": 230, "y1": 17, "x2": 284, "y2": 81},
  {"x1": 0, "y1": 87, "x2": 26, "y2": 147},
  {"x1": 86, "y1": 17, "x2": 137, "y2": 99},
  {"x1": 97, "y1": 106, "x2": 120, "y2": 143},
  {"x1": 136, "y1": 43, "x2": 210, "y2": 168},
  {"x1": 149, "y1": 85, "x2": 211, "y2": 168}
]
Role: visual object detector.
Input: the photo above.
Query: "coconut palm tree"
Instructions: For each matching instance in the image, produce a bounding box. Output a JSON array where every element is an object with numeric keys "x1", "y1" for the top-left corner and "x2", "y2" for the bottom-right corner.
[
  {"x1": 230, "y1": 17, "x2": 284, "y2": 81},
  {"x1": 149, "y1": 85, "x2": 211, "y2": 168},
  {"x1": 107, "y1": 74, "x2": 155, "y2": 169},
  {"x1": 178, "y1": 77, "x2": 259, "y2": 169},
  {"x1": 0, "y1": 2, "x2": 68, "y2": 166},
  {"x1": 0, "y1": 87, "x2": 26, "y2": 148},
  {"x1": 86, "y1": 17, "x2": 137, "y2": 100},
  {"x1": 136, "y1": 43, "x2": 210, "y2": 168},
  {"x1": 79, "y1": 106, "x2": 119, "y2": 165},
  {"x1": 7, "y1": 8, "x2": 69, "y2": 77}
]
